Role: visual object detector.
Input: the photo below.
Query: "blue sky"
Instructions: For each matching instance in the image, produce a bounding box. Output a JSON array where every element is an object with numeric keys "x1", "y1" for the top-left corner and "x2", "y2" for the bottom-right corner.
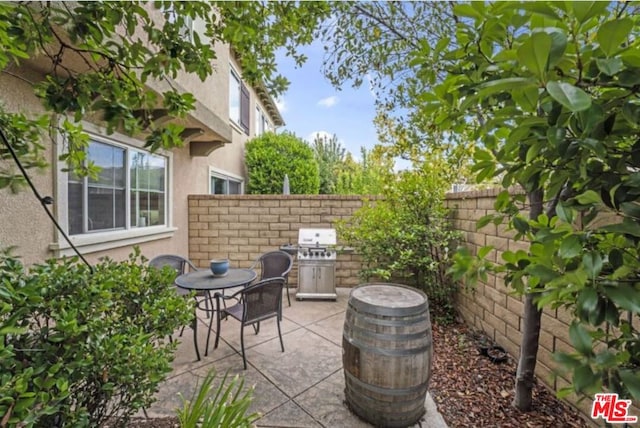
[{"x1": 274, "y1": 41, "x2": 379, "y2": 161}]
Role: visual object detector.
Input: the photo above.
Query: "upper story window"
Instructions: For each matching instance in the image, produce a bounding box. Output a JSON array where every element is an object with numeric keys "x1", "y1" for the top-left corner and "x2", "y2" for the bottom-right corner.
[
  {"x1": 164, "y1": 4, "x2": 193, "y2": 42},
  {"x1": 68, "y1": 139, "x2": 167, "y2": 235},
  {"x1": 255, "y1": 106, "x2": 272, "y2": 136},
  {"x1": 210, "y1": 168, "x2": 243, "y2": 195},
  {"x1": 229, "y1": 67, "x2": 250, "y2": 135}
]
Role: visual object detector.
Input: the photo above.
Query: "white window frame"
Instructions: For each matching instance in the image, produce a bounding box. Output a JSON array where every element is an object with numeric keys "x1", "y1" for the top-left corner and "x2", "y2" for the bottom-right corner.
[
  {"x1": 229, "y1": 65, "x2": 250, "y2": 134},
  {"x1": 209, "y1": 167, "x2": 244, "y2": 195},
  {"x1": 255, "y1": 105, "x2": 271, "y2": 136},
  {"x1": 229, "y1": 67, "x2": 242, "y2": 127},
  {"x1": 51, "y1": 122, "x2": 176, "y2": 256},
  {"x1": 164, "y1": 4, "x2": 194, "y2": 42}
]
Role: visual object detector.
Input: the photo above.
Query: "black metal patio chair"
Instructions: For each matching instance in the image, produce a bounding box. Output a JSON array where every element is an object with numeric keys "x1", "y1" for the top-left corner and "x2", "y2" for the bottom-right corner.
[
  {"x1": 207, "y1": 276, "x2": 285, "y2": 369},
  {"x1": 250, "y1": 250, "x2": 294, "y2": 307}
]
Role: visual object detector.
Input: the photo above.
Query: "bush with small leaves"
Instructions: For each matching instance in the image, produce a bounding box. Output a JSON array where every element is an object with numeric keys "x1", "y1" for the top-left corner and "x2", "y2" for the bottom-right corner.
[{"x1": 0, "y1": 248, "x2": 194, "y2": 427}]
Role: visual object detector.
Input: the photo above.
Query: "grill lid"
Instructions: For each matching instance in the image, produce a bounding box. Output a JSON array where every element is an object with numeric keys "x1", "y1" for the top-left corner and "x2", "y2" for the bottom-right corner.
[{"x1": 298, "y1": 228, "x2": 336, "y2": 247}]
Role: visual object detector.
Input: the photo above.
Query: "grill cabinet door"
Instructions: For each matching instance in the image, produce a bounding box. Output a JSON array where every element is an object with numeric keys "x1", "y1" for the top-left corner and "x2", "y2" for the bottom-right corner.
[{"x1": 298, "y1": 264, "x2": 316, "y2": 294}]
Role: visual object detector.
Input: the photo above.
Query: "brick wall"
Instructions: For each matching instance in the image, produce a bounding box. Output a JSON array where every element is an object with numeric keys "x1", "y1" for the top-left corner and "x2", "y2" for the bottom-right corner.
[
  {"x1": 445, "y1": 188, "x2": 616, "y2": 422},
  {"x1": 187, "y1": 194, "x2": 367, "y2": 288}
]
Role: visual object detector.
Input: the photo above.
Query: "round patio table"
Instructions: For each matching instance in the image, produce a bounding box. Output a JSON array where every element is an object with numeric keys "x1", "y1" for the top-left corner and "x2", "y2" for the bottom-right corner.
[
  {"x1": 175, "y1": 268, "x2": 257, "y2": 361},
  {"x1": 175, "y1": 268, "x2": 257, "y2": 292}
]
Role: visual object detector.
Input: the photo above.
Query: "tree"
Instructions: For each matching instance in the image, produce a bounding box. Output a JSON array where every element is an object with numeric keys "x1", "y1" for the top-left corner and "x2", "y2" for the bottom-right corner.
[
  {"x1": 245, "y1": 132, "x2": 320, "y2": 194},
  {"x1": 339, "y1": 160, "x2": 461, "y2": 323},
  {"x1": 310, "y1": 133, "x2": 345, "y2": 194},
  {"x1": 429, "y1": 2, "x2": 640, "y2": 410},
  {"x1": 0, "y1": 1, "x2": 331, "y2": 189},
  {"x1": 335, "y1": 146, "x2": 394, "y2": 195},
  {"x1": 320, "y1": 2, "x2": 460, "y2": 162}
]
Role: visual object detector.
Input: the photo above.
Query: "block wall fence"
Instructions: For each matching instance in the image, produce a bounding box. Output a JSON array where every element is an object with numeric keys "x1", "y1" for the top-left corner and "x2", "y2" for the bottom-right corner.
[
  {"x1": 444, "y1": 188, "x2": 640, "y2": 422},
  {"x1": 188, "y1": 192, "x2": 624, "y2": 422},
  {"x1": 187, "y1": 195, "x2": 368, "y2": 288}
]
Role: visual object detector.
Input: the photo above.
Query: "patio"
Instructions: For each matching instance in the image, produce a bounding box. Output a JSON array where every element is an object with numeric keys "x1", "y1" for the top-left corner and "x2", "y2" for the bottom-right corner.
[{"x1": 143, "y1": 287, "x2": 448, "y2": 427}]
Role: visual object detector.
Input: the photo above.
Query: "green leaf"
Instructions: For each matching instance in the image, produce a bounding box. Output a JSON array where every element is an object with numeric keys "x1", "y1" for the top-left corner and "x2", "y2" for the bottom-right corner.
[
  {"x1": 596, "y1": 57, "x2": 624, "y2": 76},
  {"x1": 604, "y1": 285, "x2": 640, "y2": 313},
  {"x1": 597, "y1": 18, "x2": 633, "y2": 57},
  {"x1": 620, "y1": 202, "x2": 640, "y2": 219},
  {"x1": 619, "y1": 369, "x2": 640, "y2": 402},
  {"x1": 478, "y1": 245, "x2": 493, "y2": 259},
  {"x1": 569, "y1": 322, "x2": 593, "y2": 355},
  {"x1": 555, "y1": 202, "x2": 574, "y2": 223},
  {"x1": 477, "y1": 77, "x2": 537, "y2": 98},
  {"x1": 582, "y1": 252, "x2": 603, "y2": 280},
  {"x1": 575, "y1": 190, "x2": 602, "y2": 205},
  {"x1": 601, "y1": 218, "x2": 640, "y2": 238},
  {"x1": 559, "y1": 235, "x2": 582, "y2": 259},
  {"x1": 573, "y1": 364, "x2": 599, "y2": 393},
  {"x1": 546, "y1": 81, "x2": 592, "y2": 112},
  {"x1": 513, "y1": 216, "x2": 530, "y2": 234},
  {"x1": 517, "y1": 32, "x2": 553, "y2": 79},
  {"x1": 512, "y1": 86, "x2": 540, "y2": 112},
  {"x1": 536, "y1": 27, "x2": 568, "y2": 67},
  {"x1": 571, "y1": 1, "x2": 609, "y2": 24},
  {"x1": 577, "y1": 287, "x2": 598, "y2": 315}
]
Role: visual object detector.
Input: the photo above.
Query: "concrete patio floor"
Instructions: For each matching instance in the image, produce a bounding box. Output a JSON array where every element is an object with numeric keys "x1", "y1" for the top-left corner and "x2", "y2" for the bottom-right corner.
[{"x1": 144, "y1": 287, "x2": 448, "y2": 428}]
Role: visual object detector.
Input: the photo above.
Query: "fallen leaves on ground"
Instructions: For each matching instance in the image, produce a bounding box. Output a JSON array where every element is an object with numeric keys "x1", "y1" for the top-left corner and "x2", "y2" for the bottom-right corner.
[{"x1": 430, "y1": 321, "x2": 589, "y2": 428}]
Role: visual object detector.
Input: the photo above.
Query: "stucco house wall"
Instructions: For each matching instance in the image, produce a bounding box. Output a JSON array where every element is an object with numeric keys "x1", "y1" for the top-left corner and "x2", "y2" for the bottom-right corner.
[{"x1": 0, "y1": 7, "x2": 282, "y2": 266}]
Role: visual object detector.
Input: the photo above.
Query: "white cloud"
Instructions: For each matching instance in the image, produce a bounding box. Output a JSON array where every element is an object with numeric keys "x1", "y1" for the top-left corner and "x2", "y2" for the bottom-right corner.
[
  {"x1": 275, "y1": 97, "x2": 286, "y2": 113},
  {"x1": 317, "y1": 95, "x2": 339, "y2": 108},
  {"x1": 306, "y1": 131, "x2": 333, "y2": 143}
]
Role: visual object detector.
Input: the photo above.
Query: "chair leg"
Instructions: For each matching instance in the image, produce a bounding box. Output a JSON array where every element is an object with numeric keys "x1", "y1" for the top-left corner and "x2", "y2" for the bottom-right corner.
[
  {"x1": 192, "y1": 314, "x2": 200, "y2": 361},
  {"x1": 286, "y1": 282, "x2": 291, "y2": 307},
  {"x1": 208, "y1": 299, "x2": 222, "y2": 355},
  {"x1": 240, "y1": 323, "x2": 247, "y2": 370},
  {"x1": 277, "y1": 317, "x2": 284, "y2": 352}
]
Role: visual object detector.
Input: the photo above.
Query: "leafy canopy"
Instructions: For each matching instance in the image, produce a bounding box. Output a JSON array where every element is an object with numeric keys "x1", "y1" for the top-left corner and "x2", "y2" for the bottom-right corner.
[
  {"x1": 0, "y1": 1, "x2": 331, "y2": 190},
  {"x1": 428, "y1": 1, "x2": 640, "y2": 402}
]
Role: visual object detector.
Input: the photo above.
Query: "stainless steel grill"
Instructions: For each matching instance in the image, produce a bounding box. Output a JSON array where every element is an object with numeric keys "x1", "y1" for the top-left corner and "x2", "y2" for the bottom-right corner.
[{"x1": 296, "y1": 228, "x2": 337, "y2": 300}]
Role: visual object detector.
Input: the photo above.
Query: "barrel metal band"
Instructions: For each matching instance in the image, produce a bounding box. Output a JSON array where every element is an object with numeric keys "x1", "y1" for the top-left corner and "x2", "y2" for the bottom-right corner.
[
  {"x1": 345, "y1": 370, "x2": 429, "y2": 397},
  {"x1": 344, "y1": 324, "x2": 431, "y2": 342},
  {"x1": 349, "y1": 300, "x2": 429, "y2": 317},
  {"x1": 343, "y1": 336, "x2": 432, "y2": 356},
  {"x1": 345, "y1": 311, "x2": 430, "y2": 327}
]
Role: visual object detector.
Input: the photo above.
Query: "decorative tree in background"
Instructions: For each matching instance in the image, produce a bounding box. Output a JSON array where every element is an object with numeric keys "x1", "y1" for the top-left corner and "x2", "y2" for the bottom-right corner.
[
  {"x1": 334, "y1": 146, "x2": 394, "y2": 195},
  {"x1": 310, "y1": 133, "x2": 345, "y2": 194},
  {"x1": 245, "y1": 132, "x2": 320, "y2": 195}
]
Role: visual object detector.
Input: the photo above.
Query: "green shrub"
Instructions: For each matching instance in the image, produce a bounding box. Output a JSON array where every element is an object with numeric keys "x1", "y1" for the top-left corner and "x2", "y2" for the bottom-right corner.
[
  {"x1": 338, "y1": 168, "x2": 461, "y2": 323},
  {"x1": 245, "y1": 132, "x2": 320, "y2": 194},
  {"x1": 0, "y1": 248, "x2": 193, "y2": 427},
  {"x1": 177, "y1": 369, "x2": 259, "y2": 428}
]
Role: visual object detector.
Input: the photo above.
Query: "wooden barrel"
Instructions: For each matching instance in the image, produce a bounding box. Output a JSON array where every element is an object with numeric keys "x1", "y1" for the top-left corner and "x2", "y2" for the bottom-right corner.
[{"x1": 343, "y1": 283, "x2": 433, "y2": 428}]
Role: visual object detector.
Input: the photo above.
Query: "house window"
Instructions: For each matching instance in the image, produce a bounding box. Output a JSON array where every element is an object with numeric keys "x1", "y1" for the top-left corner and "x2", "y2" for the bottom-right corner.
[
  {"x1": 68, "y1": 139, "x2": 167, "y2": 235},
  {"x1": 229, "y1": 67, "x2": 250, "y2": 134},
  {"x1": 210, "y1": 170, "x2": 243, "y2": 195},
  {"x1": 255, "y1": 106, "x2": 271, "y2": 136},
  {"x1": 164, "y1": 4, "x2": 193, "y2": 42}
]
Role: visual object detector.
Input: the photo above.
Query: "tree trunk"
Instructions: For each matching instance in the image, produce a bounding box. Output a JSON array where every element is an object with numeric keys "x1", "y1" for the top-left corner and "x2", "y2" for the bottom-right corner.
[
  {"x1": 514, "y1": 293, "x2": 542, "y2": 410},
  {"x1": 513, "y1": 188, "x2": 543, "y2": 410}
]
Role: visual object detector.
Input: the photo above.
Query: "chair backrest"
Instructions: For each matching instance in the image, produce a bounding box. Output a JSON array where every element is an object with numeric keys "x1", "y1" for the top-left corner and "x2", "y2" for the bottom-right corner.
[
  {"x1": 257, "y1": 251, "x2": 293, "y2": 282},
  {"x1": 242, "y1": 277, "x2": 285, "y2": 323},
  {"x1": 149, "y1": 254, "x2": 197, "y2": 275}
]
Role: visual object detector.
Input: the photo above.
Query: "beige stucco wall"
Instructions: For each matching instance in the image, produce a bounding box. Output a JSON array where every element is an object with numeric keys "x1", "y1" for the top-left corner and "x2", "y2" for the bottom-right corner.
[
  {"x1": 0, "y1": 66, "x2": 57, "y2": 264},
  {"x1": 0, "y1": 14, "x2": 280, "y2": 266}
]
